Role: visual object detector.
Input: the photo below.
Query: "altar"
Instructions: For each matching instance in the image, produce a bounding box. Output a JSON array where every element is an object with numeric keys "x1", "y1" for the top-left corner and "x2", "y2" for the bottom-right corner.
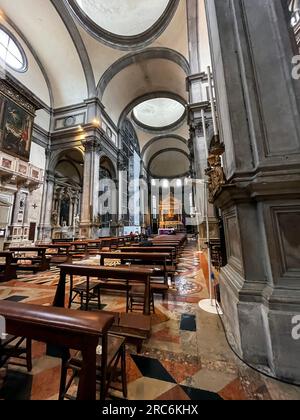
[{"x1": 159, "y1": 195, "x2": 184, "y2": 231}]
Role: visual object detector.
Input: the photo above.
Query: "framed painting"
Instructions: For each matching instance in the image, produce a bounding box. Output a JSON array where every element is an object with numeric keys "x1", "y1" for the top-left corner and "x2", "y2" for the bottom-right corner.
[{"x1": 0, "y1": 96, "x2": 33, "y2": 161}]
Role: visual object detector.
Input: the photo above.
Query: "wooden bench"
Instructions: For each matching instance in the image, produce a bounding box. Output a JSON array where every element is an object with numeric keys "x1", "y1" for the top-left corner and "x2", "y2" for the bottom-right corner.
[
  {"x1": 56, "y1": 264, "x2": 155, "y2": 316},
  {"x1": 0, "y1": 301, "x2": 115, "y2": 400},
  {"x1": 99, "y1": 251, "x2": 171, "y2": 284},
  {"x1": 9, "y1": 247, "x2": 50, "y2": 273},
  {"x1": 0, "y1": 252, "x2": 17, "y2": 282},
  {"x1": 38, "y1": 244, "x2": 72, "y2": 264}
]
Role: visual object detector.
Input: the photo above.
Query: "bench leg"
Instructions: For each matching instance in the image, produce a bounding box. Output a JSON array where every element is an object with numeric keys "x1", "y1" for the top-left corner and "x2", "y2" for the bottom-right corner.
[
  {"x1": 26, "y1": 339, "x2": 32, "y2": 372},
  {"x1": 97, "y1": 288, "x2": 101, "y2": 310}
]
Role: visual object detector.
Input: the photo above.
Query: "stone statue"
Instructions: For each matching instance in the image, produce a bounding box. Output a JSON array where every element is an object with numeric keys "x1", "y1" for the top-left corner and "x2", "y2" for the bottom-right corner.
[
  {"x1": 51, "y1": 210, "x2": 58, "y2": 226},
  {"x1": 206, "y1": 155, "x2": 226, "y2": 203},
  {"x1": 74, "y1": 214, "x2": 80, "y2": 228}
]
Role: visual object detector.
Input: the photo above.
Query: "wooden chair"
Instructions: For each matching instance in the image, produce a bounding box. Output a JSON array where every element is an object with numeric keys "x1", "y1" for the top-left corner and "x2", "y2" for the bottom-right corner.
[
  {"x1": 97, "y1": 278, "x2": 132, "y2": 314},
  {"x1": 128, "y1": 285, "x2": 155, "y2": 314},
  {"x1": 68, "y1": 275, "x2": 102, "y2": 311},
  {"x1": 59, "y1": 334, "x2": 127, "y2": 400},
  {"x1": 0, "y1": 335, "x2": 32, "y2": 372}
]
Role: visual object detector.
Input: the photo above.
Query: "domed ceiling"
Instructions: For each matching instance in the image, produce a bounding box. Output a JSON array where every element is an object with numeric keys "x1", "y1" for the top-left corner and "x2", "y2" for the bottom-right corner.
[
  {"x1": 69, "y1": 0, "x2": 179, "y2": 49},
  {"x1": 75, "y1": 0, "x2": 170, "y2": 36},
  {"x1": 132, "y1": 98, "x2": 185, "y2": 130}
]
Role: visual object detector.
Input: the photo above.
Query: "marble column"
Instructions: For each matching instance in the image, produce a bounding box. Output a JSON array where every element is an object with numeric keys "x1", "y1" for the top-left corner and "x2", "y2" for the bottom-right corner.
[
  {"x1": 80, "y1": 136, "x2": 101, "y2": 238},
  {"x1": 205, "y1": 0, "x2": 300, "y2": 383}
]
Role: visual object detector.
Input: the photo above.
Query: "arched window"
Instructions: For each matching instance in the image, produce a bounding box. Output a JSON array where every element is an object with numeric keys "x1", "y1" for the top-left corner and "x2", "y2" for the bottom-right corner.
[{"x1": 0, "y1": 26, "x2": 27, "y2": 72}]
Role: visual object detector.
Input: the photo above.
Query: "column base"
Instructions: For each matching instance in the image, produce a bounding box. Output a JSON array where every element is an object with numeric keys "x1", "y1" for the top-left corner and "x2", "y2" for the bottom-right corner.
[
  {"x1": 220, "y1": 265, "x2": 300, "y2": 384},
  {"x1": 80, "y1": 223, "x2": 100, "y2": 239}
]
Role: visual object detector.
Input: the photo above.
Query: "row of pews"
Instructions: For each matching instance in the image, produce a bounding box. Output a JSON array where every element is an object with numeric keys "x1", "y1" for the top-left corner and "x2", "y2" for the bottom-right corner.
[
  {"x1": 0, "y1": 233, "x2": 186, "y2": 281},
  {"x1": 0, "y1": 233, "x2": 187, "y2": 400}
]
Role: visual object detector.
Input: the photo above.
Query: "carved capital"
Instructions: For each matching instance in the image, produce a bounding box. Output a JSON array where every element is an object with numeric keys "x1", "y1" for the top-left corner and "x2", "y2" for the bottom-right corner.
[{"x1": 82, "y1": 137, "x2": 102, "y2": 154}]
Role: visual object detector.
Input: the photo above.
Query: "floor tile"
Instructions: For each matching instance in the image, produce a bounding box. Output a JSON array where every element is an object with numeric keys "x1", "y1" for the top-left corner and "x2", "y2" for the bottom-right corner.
[
  {"x1": 131, "y1": 355, "x2": 176, "y2": 383},
  {"x1": 180, "y1": 314, "x2": 196, "y2": 332},
  {"x1": 156, "y1": 384, "x2": 191, "y2": 400},
  {"x1": 127, "y1": 377, "x2": 176, "y2": 401},
  {"x1": 181, "y1": 368, "x2": 237, "y2": 393},
  {"x1": 181, "y1": 385, "x2": 223, "y2": 401},
  {"x1": 4, "y1": 295, "x2": 28, "y2": 302}
]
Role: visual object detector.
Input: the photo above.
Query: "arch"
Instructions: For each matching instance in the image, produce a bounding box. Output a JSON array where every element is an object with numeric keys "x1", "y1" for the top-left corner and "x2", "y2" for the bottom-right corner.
[
  {"x1": 148, "y1": 148, "x2": 190, "y2": 178},
  {"x1": 55, "y1": 158, "x2": 83, "y2": 184},
  {"x1": 98, "y1": 47, "x2": 190, "y2": 98},
  {"x1": 141, "y1": 134, "x2": 188, "y2": 158},
  {"x1": 66, "y1": 0, "x2": 180, "y2": 51},
  {"x1": 100, "y1": 155, "x2": 117, "y2": 180},
  {"x1": 148, "y1": 148, "x2": 190, "y2": 170},
  {"x1": 49, "y1": 147, "x2": 84, "y2": 173}
]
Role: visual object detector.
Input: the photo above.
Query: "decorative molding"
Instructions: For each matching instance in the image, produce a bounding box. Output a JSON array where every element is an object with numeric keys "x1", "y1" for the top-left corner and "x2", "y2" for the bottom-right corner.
[
  {"x1": 66, "y1": 0, "x2": 180, "y2": 51},
  {"x1": 32, "y1": 124, "x2": 50, "y2": 149},
  {"x1": 0, "y1": 78, "x2": 41, "y2": 116}
]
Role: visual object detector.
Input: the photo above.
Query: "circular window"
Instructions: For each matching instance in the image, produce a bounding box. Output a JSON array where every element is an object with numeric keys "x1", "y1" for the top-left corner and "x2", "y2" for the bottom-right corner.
[
  {"x1": 132, "y1": 98, "x2": 186, "y2": 131},
  {"x1": 0, "y1": 26, "x2": 27, "y2": 72},
  {"x1": 68, "y1": 0, "x2": 179, "y2": 50}
]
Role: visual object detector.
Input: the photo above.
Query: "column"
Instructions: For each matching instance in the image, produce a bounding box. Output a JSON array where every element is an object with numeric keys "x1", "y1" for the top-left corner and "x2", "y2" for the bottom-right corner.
[
  {"x1": 205, "y1": 0, "x2": 300, "y2": 382},
  {"x1": 117, "y1": 153, "x2": 127, "y2": 228},
  {"x1": 80, "y1": 136, "x2": 101, "y2": 238},
  {"x1": 186, "y1": 0, "x2": 219, "y2": 245},
  {"x1": 38, "y1": 148, "x2": 54, "y2": 242}
]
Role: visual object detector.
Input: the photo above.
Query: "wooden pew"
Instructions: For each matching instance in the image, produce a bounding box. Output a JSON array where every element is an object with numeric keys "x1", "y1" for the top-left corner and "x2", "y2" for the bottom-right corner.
[
  {"x1": 120, "y1": 246, "x2": 177, "y2": 265},
  {"x1": 99, "y1": 251, "x2": 170, "y2": 284},
  {"x1": 69, "y1": 241, "x2": 89, "y2": 260},
  {"x1": 9, "y1": 247, "x2": 50, "y2": 272},
  {"x1": 38, "y1": 244, "x2": 72, "y2": 264},
  {"x1": 0, "y1": 252, "x2": 17, "y2": 282},
  {"x1": 54, "y1": 265, "x2": 152, "y2": 351},
  {"x1": 56, "y1": 264, "x2": 154, "y2": 316},
  {"x1": 0, "y1": 301, "x2": 114, "y2": 400}
]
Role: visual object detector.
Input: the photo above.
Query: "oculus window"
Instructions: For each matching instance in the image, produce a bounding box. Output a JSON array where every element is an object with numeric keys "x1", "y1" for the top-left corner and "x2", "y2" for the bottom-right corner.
[{"x1": 0, "y1": 27, "x2": 27, "y2": 72}]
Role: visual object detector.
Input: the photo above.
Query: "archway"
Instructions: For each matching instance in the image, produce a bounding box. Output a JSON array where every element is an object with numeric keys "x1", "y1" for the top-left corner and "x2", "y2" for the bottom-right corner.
[{"x1": 51, "y1": 149, "x2": 83, "y2": 240}]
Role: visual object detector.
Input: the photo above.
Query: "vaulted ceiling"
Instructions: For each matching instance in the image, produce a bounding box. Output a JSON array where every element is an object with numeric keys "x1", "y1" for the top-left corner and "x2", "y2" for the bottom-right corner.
[{"x1": 0, "y1": 0, "x2": 202, "y2": 178}]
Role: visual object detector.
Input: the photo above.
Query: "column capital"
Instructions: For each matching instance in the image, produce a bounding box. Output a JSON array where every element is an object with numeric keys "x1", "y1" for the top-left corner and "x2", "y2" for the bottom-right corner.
[
  {"x1": 82, "y1": 137, "x2": 102, "y2": 154},
  {"x1": 46, "y1": 170, "x2": 55, "y2": 183}
]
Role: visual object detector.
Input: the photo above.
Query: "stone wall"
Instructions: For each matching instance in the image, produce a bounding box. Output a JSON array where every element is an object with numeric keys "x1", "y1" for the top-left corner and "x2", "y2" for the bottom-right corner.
[{"x1": 205, "y1": 0, "x2": 300, "y2": 383}]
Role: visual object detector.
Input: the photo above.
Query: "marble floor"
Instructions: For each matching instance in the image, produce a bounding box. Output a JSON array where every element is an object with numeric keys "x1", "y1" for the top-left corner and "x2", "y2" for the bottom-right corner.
[{"x1": 1, "y1": 241, "x2": 300, "y2": 400}]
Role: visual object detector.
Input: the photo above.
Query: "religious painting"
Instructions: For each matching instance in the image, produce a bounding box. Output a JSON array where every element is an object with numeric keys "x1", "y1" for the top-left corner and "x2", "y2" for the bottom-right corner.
[{"x1": 0, "y1": 96, "x2": 33, "y2": 161}]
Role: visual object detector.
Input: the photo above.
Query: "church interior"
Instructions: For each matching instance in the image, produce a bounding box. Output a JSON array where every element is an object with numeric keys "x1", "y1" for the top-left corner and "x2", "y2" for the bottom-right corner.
[{"x1": 0, "y1": 0, "x2": 300, "y2": 401}]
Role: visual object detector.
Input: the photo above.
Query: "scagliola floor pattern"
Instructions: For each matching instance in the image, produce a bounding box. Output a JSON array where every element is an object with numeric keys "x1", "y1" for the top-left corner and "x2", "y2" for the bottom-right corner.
[{"x1": 1, "y1": 241, "x2": 300, "y2": 400}]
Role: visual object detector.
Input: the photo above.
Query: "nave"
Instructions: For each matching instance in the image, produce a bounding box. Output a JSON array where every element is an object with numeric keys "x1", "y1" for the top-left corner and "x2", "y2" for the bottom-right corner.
[{"x1": 1, "y1": 239, "x2": 299, "y2": 401}]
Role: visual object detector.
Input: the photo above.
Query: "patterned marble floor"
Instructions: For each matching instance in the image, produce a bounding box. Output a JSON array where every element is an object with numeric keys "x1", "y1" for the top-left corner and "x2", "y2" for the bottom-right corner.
[{"x1": 1, "y1": 241, "x2": 300, "y2": 400}]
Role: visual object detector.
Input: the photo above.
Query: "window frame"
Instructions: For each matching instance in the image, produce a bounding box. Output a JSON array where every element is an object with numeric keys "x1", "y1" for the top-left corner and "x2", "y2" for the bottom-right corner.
[{"x1": 0, "y1": 25, "x2": 28, "y2": 73}]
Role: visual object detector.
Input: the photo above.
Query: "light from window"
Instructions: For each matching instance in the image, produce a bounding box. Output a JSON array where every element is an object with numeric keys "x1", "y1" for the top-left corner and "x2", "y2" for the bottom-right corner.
[{"x1": 0, "y1": 27, "x2": 26, "y2": 72}]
